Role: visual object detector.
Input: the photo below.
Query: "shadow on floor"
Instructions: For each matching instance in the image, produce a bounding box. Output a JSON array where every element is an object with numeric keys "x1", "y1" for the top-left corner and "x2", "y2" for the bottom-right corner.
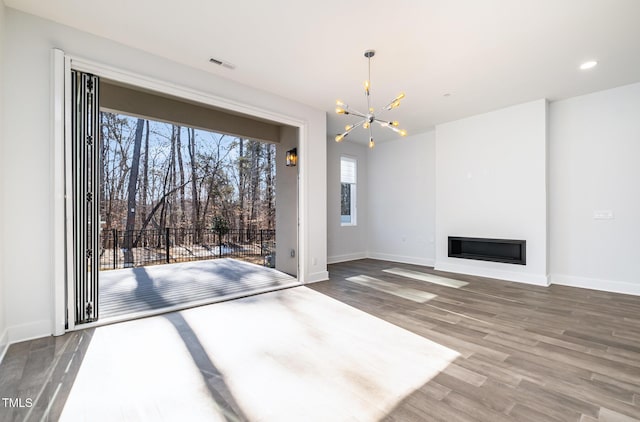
[{"x1": 135, "y1": 267, "x2": 248, "y2": 422}]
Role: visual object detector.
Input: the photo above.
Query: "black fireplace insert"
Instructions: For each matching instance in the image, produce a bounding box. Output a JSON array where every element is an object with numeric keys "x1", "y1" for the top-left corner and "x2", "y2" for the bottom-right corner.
[{"x1": 448, "y1": 237, "x2": 526, "y2": 265}]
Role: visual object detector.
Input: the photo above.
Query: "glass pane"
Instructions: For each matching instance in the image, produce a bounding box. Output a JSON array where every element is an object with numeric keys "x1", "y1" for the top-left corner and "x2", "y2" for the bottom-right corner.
[
  {"x1": 341, "y1": 183, "x2": 351, "y2": 222},
  {"x1": 340, "y1": 157, "x2": 356, "y2": 184}
]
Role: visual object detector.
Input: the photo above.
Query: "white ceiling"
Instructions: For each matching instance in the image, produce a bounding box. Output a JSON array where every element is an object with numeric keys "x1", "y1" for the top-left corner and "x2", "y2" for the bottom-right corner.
[{"x1": 6, "y1": 0, "x2": 640, "y2": 143}]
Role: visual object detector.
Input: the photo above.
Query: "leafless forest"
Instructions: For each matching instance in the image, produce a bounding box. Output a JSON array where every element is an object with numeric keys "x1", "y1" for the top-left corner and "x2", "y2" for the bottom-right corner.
[{"x1": 99, "y1": 112, "x2": 277, "y2": 268}]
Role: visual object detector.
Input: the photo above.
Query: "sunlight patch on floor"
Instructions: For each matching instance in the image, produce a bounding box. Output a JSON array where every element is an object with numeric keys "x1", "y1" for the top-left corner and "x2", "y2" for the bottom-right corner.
[
  {"x1": 346, "y1": 274, "x2": 438, "y2": 303},
  {"x1": 59, "y1": 317, "x2": 227, "y2": 422},
  {"x1": 182, "y1": 287, "x2": 459, "y2": 421},
  {"x1": 383, "y1": 267, "x2": 469, "y2": 288},
  {"x1": 59, "y1": 287, "x2": 460, "y2": 421}
]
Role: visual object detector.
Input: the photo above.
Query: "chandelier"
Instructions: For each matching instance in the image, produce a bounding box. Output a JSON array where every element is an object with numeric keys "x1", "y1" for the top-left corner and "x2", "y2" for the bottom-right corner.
[{"x1": 335, "y1": 50, "x2": 407, "y2": 148}]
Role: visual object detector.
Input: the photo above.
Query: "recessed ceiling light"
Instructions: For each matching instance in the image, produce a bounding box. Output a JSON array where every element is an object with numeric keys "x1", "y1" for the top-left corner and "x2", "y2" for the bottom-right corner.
[{"x1": 579, "y1": 60, "x2": 598, "y2": 70}]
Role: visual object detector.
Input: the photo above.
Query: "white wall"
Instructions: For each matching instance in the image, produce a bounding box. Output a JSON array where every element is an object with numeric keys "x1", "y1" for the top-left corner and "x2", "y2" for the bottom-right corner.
[
  {"x1": 0, "y1": 1, "x2": 8, "y2": 359},
  {"x1": 328, "y1": 86, "x2": 639, "y2": 298},
  {"x1": 327, "y1": 138, "x2": 369, "y2": 263},
  {"x1": 275, "y1": 126, "x2": 299, "y2": 276},
  {"x1": 435, "y1": 99, "x2": 548, "y2": 285},
  {"x1": 550, "y1": 82, "x2": 640, "y2": 295},
  {"x1": 1, "y1": 8, "x2": 327, "y2": 344},
  {"x1": 367, "y1": 132, "x2": 436, "y2": 266}
]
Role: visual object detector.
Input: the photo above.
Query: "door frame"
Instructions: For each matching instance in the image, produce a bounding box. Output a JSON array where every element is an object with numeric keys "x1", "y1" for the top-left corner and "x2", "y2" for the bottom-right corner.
[{"x1": 52, "y1": 50, "x2": 309, "y2": 332}]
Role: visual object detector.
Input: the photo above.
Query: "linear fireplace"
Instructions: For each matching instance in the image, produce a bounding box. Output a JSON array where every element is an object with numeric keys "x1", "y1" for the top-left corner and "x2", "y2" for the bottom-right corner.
[{"x1": 448, "y1": 237, "x2": 526, "y2": 265}]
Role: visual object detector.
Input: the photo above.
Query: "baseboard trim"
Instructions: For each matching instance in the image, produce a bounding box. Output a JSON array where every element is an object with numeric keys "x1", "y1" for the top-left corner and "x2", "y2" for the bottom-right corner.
[
  {"x1": 305, "y1": 270, "x2": 329, "y2": 284},
  {"x1": 368, "y1": 252, "x2": 435, "y2": 268},
  {"x1": 328, "y1": 252, "x2": 368, "y2": 264},
  {"x1": 0, "y1": 328, "x2": 9, "y2": 364},
  {"x1": 435, "y1": 262, "x2": 549, "y2": 287},
  {"x1": 0, "y1": 320, "x2": 51, "y2": 364},
  {"x1": 551, "y1": 274, "x2": 640, "y2": 296},
  {"x1": 7, "y1": 320, "x2": 52, "y2": 345}
]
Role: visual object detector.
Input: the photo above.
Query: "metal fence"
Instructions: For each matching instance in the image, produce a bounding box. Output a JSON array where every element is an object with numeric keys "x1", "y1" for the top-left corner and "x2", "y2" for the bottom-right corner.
[{"x1": 99, "y1": 228, "x2": 276, "y2": 270}]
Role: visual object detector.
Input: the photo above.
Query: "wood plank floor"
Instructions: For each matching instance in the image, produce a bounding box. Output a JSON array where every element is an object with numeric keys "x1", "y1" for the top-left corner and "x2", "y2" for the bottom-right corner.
[
  {"x1": 99, "y1": 258, "x2": 298, "y2": 320},
  {"x1": 310, "y1": 260, "x2": 640, "y2": 422},
  {"x1": 0, "y1": 259, "x2": 639, "y2": 421}
]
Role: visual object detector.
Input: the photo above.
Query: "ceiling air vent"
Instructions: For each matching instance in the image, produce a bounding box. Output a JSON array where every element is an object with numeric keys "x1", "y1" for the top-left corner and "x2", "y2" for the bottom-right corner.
[{"x1": 209, "y1": 57, "x2": 235, "y2": 70}]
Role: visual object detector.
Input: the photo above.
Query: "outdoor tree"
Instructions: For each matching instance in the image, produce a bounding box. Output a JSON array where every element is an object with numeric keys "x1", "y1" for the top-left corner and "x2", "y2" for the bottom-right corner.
[
  {"x1": 99, "y1": 111, "x2": 278, "y2": 268},
  {"x1": 123, "y1": 118, "x2": 144, "y2": 267}
]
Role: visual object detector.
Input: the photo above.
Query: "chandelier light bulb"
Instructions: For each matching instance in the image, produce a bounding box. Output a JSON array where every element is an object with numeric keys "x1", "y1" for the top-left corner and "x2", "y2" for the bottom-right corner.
[
  {"x1": 392, "y1": 121, "x2": 399, "y2": 126},
  {"x1": 335, "y1": 134, "x2": 344, "y2": 142},
  {"x1": 369, "y1": 138, "x2": 375, "y2": 148}
]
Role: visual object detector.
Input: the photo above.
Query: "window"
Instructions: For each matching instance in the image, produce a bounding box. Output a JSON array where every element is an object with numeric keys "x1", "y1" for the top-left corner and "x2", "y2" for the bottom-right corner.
[{"x1": 340, "y1": 156, "x2": 357, "y2": 226}]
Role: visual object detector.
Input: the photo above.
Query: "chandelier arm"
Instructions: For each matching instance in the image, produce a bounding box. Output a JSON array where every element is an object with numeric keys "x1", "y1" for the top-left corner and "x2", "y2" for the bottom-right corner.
[
  {"x1": 383, "y1": 98, "x2": 396, "y2": 110},
  {"x1": 346, "y1": 109, "x2": 368, "y2": 119},
  {"x1": 383, "y1": 93, "x2": 406, "y2": 110},
  {"x1": 338, "y1": 119, "x2": 366, "y2": 137},
  {"x1": 367, "y1": 123, "x2": 375, "y2": 148},
  {"x1": 373, "y1": 118, "x2": 394, "y2": 126},
  {"x1": 383, "y1": 101, "x2": 397, "y2": 111},
  {"x1": 365, "y1": 87, "x2": 372, "y2": 112},
  {"x1": 389, "y1": 126, "x2": 407, "y2": 136},
  {"x1": 336, "y1": 119, "x2": 367, "y2": 142},
  {"x1": 344, "y1": 119, "x2": 366, "y2": 134}
]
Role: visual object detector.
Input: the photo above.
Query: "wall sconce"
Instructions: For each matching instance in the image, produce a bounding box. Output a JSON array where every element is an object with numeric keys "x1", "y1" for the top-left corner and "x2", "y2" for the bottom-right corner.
[{"x1": 286, "y1": 148, "x2": 297, "y2": 167}]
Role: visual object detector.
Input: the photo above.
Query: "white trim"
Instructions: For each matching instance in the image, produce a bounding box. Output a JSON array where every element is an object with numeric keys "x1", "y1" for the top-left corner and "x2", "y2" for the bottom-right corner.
[
  {"x1": 306, "y1": 271, "x2": 330, "y2": 283},
  {"x1": 434, "y1": 262, "x2": 549, "y2": 286},
  {"x1": 51, "y1": 49, "x2": 66, "y2": 336},
  {"x1": 6, "y1": 320, "x2": 52, "y2": 345},
  {"x1": 368, "y1": 252, "x2": 436, "y2": 268},
  {"x1": 551, "y1": 274, "x2": 640, "y2": 296},
  {"x1": 56, "y1": 53, "x2": 310, "y2": 329},
  {"x1": 328, "y1": 252, "x2": 368, "y2": 264},
  {"x1": 63, "y1": 55, "x2": 75, "y2": 332},
  {"x1": 298, "y1": 124, "x2": 307, "y2": 283}
]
